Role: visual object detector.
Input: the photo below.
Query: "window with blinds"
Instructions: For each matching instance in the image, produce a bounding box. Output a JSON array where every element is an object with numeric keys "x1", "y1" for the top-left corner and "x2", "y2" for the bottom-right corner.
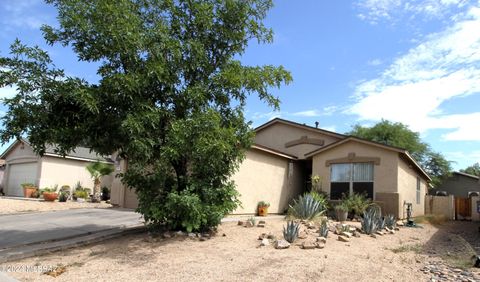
[{"x1": 330, "y1": 162, "x2": 374, "y2": 200}]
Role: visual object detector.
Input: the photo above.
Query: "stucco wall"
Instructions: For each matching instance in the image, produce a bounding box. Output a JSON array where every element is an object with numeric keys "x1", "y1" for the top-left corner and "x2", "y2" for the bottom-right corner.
[
  {"x1": 434, "y1": 173, "x2": 480, "y2": 197},
  {"x1": 38, "y1": 156, "x2": 113, "y2": 190},
  {"x1": 397, "y1": 159, "x2": 427, "y2": 217},
  {"x1": 311, "y1": 141, "x2": 399, "y2": 198},
  {"x1": 231, "y1": 149, "x2": 304, "y2": 214},
  {"x1": 255, "y1": 123, "x2": 342, "y2": 159}
]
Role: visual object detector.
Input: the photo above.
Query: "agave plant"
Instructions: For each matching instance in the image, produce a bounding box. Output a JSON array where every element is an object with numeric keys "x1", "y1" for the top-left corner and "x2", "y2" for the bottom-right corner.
[
  {"x1": 361, "y1": 208, "x2": 379, "y2": 235},
  {"x1": 283, "y1": 221, "x2": 300, "y2": 243},
  {"x1": 288, "y1": 194, "x2": 326, "y2": 220},
  {"x1": 247, "y1": 216, "x2": 256, "y2": 226},
  {"x1": 384, "y1": 214, "x2": 396, "y2": 229},
  {"x1": 319, "y1": 219, "x2": 329, "y2": 238},
  {"x1": 377, "y1": 216, "x2": 386, "y2": 230}
]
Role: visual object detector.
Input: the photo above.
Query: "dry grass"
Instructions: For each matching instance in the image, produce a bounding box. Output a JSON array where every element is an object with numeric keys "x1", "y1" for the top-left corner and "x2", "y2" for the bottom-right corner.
[{"x1": 414, "y1": 214, "x2": 449, "y2": 225}]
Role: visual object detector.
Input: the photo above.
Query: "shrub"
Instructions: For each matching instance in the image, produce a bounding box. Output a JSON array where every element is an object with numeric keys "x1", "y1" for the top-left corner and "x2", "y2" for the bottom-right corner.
[
  {"x1": 283, "y1": 221, "x2": 300, "y2": 243},
  {"x1": 288, "y1": 194, "x2": 326, "y2": 220},
  {"x1": 308, "y1": 191, "x2": 329, "y2": 210},
  {"x1": 343, "y1": 192, "x2": 372, "y2": 217},
  {"x1": 74, "y1": 190, "x2": 88, "y2": 199},
  {"x1": 257, "y1": 201, "x2": 270, "y2": 208}
]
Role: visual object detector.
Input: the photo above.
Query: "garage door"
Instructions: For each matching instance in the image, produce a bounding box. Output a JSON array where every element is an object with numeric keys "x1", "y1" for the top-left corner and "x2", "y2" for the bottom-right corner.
[{"x1": 7, "y1": 162, "x2": 38, "y2": 197}]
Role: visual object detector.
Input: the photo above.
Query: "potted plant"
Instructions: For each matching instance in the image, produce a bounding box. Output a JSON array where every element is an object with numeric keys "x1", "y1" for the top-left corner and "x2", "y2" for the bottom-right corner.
[
  {"x1": 101, "y1": 186, "x2": 110, "y2": 201},
  {"x1": 42, "y1": 188, "x2": 58, "y2": 202},
  {"x1": 21, "y1": 183, "x2": 37, "y2": 198},
  {"x1": 58, "y1": 191, "x2": 68, "y2": 202},
  {"x1": 334, "y1": 203, "x2": 349, "y2": 222},
  {"x1": 257, "y1": 201, "x2": 270, "y2": 216}
]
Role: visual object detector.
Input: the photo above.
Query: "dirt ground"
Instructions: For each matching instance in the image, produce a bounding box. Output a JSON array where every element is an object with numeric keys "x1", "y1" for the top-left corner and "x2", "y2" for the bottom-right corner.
[
  {"x1": 0, "y1": 198, "x2": 112, "y2": 215},
  {"x1": 4, "y1": 218, "x2": 480, "y2": 282}
]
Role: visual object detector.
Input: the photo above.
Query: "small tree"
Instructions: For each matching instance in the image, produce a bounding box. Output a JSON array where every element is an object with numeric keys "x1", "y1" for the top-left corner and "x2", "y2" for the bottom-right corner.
[{"x1": 86, "y1": 161, "x2": 114, "y2": 202}]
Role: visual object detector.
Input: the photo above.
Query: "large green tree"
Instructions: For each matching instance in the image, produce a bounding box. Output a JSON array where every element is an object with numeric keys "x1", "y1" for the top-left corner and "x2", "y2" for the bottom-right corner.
[
  {"x1": 347, "y1": 120, "x2": 452, "y2": 187},
  {"x1": 0, "y1": 0, "x2": 291, "y2": 232},
  {"x1": 460, "y1": 163, "x2": 480, "y2": 176}
]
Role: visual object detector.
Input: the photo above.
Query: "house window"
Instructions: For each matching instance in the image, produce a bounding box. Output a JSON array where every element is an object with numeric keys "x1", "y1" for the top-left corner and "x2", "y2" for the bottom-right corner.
[
  {"x1": 416, "y1": 177, "x2": 421, "y2": 204},
  {"x1": 330, "y1": 163, "x2": 374, "y2": 200}
]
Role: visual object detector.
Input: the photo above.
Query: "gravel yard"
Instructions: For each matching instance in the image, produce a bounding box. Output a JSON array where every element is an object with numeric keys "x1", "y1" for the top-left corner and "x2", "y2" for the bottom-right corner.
[
  {"x1": 0, "y1": 198, "x2": 112, "y2": 215},
  {"x1": 4, "y1": 218, "x2": 480, "y2": 282}
]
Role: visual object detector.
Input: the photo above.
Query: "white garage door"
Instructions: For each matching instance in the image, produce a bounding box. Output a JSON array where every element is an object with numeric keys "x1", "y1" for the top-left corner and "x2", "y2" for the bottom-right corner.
[{"x1": 7, "y1": 162, "x2": 38, "y2": 197}]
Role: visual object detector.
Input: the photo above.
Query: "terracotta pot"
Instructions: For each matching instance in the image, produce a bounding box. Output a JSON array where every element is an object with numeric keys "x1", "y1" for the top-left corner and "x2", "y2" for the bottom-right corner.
[
  {"x1": 23, "y1": 187, "x2": 37, "y2": 198},
  {"x1": 43, "y1": 192, "x2": 58, "y2": 202},
  {"x1": 258, "y1": 206, "x2": 269, "y2": 216}
]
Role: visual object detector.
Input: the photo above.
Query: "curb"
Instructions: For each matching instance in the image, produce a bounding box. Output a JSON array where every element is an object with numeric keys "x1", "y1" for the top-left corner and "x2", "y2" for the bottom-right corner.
[{"x1": 0, "y1": 225, "x2": 146, "y2": 264}]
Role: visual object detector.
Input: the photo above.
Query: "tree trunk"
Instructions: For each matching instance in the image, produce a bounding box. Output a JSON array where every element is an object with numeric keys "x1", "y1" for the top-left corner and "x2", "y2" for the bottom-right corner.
[{"x1": 92, "y1": 178, "x2": 101, "y2": 202}]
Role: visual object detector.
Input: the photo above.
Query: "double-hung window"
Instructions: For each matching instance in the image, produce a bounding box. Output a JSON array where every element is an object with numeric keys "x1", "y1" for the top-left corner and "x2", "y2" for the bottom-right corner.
[{"x1": 330, "y1": 162, "x2": 374, "y2": 200}]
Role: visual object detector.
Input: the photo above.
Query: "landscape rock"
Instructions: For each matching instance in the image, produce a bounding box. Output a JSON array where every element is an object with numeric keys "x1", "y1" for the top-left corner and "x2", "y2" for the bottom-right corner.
[
  {"x1": 258, "y1": 233, "x2": 267, "y2": 240},
  {"x1": 353, "y1": 231, "x2": 361, "y2": 238},
  {"x1": 274, "y1": 239, "x2": 291, "y2": 249},
  {"x1": 375, "y1": 231, "x2": 384, "y2": 236},
  {"x1": 257, "y1": 223, "x2": 265, "y2": 228},
  {"x1": 237, "y1": 220, "x2": 245, "y2": 226},
  {"x1": 370, "y1": 234, "x2": 377, "y2": 238},
  {"x1": 341, "y1": 232, "x2": 353, "y2": 238},
  {"x1": 188, "y1": 233, "x2": 196, "y2": 238},
  {"x1": 316, "y1": 243, "x2": 325, "y2": 249},
  {"x1": 298, "y1": 231, "x2": 308, "y2": 239},
  {"x1": 302, "y1": 240, "x2": 317, "y2": 249},
  {"x1": 245, "y1": 221, "x2": 254, "y2": 228},
  {"x1": 260, "y1": 238, "x2": 270, "y2": 246},
  {"x1": 316, "y1": 236, "x2": 327, "y2": 243},
  {"x1": 338, "y1": 235, "x2": 350, "y2": 242},
  {"x1": 388, "y1": 229, "x2": 395, "y2": 234},
  {"x1": 162, "y1": 232, "x2": 172, "y2": 239},
  {"x1": 267, "y1": 233, "x2": 276, "y2": 240},
  {"x1": 394, "y1": 227, "x2": 400, "y2": 231}
]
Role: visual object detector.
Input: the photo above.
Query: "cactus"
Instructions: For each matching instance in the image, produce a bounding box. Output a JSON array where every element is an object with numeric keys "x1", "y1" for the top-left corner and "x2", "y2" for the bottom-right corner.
[
  {"x1": 384, "y1": 214, "x2": 396, "y2": 229},
  {"x1": 319, "y1": 220, "x2": 329, "y2": 238},
  {"x1": 288, "y1": 194, "x2": 326, "y2": 220},
  {"x1": 283, "y1": 221, "x2": 300, "y2": 243},
  {"x1": 361, "y1": 208, "x2": 379, "y2": 235}
]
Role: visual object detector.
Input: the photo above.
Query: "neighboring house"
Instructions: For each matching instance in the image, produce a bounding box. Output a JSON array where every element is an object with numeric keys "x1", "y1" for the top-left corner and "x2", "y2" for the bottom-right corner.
[
  {"x1": 433, "y1": 171, "x2": 480, "y2": 198},
  {"x1": 110, "y1": 118, "x2": 431, "y2": 218},
  {"x1": 0, "y1": 139, "x2": 114, "y2": 197}
]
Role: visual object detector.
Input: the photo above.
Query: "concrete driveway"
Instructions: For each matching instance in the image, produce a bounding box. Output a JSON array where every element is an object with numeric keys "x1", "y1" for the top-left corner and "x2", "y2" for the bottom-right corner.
[{"x1": 0, "y1": 208, "x2": 143, "y2": 250}]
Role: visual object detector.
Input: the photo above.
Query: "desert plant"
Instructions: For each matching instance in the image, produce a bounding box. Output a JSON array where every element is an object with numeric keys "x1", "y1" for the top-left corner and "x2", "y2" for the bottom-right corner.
[
  {"x1": 377, "y1": 216, "x2": 386, "y2": 230},
  {"x1": 343, "y1": 192, "x2": 372, "y2": 217},
  {"x1": 247, "y1": 216, "x2": 256, "y2": 226},
  {"x1": 308, "y1": 191, "x2": 329, "y2": 210},
  {"x1": 319, "y1": 220, "x2": 329, "y2": 238},
  {"x1": 30, "y1": 190, "x2": 40, "y2": 198},
  {"x1": 288, "y1": 194, "x2": 326, "y2": 220},
  {"x1": 74, "y1": 190, "x2": 88, "y2": 200},
  {"x1": 283, "y1": 221, "x2": 300, "y2": 243},
  {"x1": 86, "y1": 161, "x2": 114, "y2": 202},
  {"x1": 101, "y1": 186, "x2": 110, "y2": 201},
  {"x1": 384, "y1": 214, "x2": 396, "y2": 229},
  {"x1": 257, "y1": 201, "x2": 270, "y2": 208},
  {"x1": 361, "y1": 208, "x2": 379, "y2": 235},
  {"x1": 58, "y1": 192, "x2": 68, "y2": 202},
  {"x1": 335, "y1": 223, "x2": 350, "y2": 234}
]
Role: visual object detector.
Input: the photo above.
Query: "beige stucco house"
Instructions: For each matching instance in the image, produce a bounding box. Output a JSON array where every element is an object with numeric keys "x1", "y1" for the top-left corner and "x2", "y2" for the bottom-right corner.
[
  {"x1": 111, "y1": 118, "x2": 431, "y2": 218},
  {"x1": 0, "y1": 139, "x2": 114, "y2": 196}
]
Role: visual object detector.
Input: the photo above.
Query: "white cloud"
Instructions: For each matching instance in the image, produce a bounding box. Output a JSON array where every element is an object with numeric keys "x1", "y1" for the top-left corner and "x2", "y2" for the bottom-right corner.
[
  {"x1": 356, "y1": 0, "x2": 469, "y2": 24},
  {"x1": 444, "y1": 150, "x2": 480, "y2": 167},
  {"x1": 348, "y1": 4, "x2": 480, "y2": 141},
  {"x1": 367, "y1": 59, "x2": 383, "y2": 66},
  {"x1": 1, "y1": 0, "x2": 51, "y2": 31},
  {"x1": 291, "y1": 110, "x2": 321, "y2": 117},
  {"x1": 251, "y1": 111, "x2": 282, "y2": 121},
  {"x1": 321, "y1": 125, "x2": 337, "y2": 132},
  {"x1": 0, "y1": 86, "x2": 17, "y2": 100}
]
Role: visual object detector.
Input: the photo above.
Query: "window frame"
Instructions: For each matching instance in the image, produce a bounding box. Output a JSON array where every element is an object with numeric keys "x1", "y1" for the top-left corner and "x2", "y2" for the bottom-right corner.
[
  {"x1": 330, "y1": 162, "x2": 374, "y2": 200},
  {"x1": 416, "y1": 177, "x2": 421, "y2": 204}
]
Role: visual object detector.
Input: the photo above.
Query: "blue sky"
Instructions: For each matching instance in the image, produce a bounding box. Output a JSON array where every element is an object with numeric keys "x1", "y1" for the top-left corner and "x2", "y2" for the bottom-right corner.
[{"x1": 1, "y1": 0, "x2": 479, "y2": 170}]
